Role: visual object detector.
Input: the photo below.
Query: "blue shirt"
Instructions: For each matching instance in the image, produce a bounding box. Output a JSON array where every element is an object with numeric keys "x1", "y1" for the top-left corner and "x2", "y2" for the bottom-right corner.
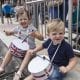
[
  {"x1": 2, "y1": 4, "x2": 13, "y2": 14},
  {"x1": 43, "y1": 39, "x2": 74, "y2": 67}
]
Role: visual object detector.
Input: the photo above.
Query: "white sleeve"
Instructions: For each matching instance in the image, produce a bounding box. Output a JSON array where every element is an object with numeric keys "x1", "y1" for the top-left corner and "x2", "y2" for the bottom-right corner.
[{"x1": 12, "y1": 26, "x2": 19, "y2": 34}]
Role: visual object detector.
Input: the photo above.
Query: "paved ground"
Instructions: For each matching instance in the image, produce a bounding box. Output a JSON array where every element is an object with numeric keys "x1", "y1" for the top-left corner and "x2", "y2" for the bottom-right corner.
[{"x1": 0, "y1": 17, "x2": 18, "y2": 24}]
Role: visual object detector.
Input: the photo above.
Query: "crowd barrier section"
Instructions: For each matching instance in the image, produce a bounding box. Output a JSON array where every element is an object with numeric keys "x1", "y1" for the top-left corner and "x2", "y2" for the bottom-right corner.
[{"x1": 25, "y1": 0, "x2": 80, "y2": 54}]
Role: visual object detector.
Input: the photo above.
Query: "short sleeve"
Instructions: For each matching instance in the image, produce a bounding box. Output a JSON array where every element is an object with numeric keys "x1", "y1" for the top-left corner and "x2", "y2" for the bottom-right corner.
[
  {"x1": 42, "y1": 39, "x2": 52, "y2": 48},
  {"x1": 12, "y1": 26, "x2": 19, "y2": 34},
  {"x1": 65, "y1": 43, "x2": 74, "y2": 59},
  {"x1": 28, "y1": 24, "x2": 37, "y2": 32}
]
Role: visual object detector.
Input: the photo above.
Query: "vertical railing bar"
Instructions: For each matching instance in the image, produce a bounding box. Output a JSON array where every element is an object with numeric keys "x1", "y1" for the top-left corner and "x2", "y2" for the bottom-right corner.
[
  {"x1": 58, "y1": 2, "x2": 59, "y2": 19},
  {"x1": 68, "y1": 0, "x2": 73, "y2": 45},
  {"x1": 63, "y1": 0, "x2": 65, "y2": 23},
  {"x1": 76, "y1": 0, "x2": 80, "y2": 49}
]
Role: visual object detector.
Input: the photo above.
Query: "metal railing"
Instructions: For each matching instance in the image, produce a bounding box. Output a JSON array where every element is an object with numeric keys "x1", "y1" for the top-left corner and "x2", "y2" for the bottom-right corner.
[
  {"x1": 25, "y1": 0, "x2": 80, "y2": 54},
  {"x1": 0, "y1": 0, "x2": 80, "y2": 54}
]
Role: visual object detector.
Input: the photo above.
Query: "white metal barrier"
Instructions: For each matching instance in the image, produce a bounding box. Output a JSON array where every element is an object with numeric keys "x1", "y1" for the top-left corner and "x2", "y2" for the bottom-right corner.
[{"x1": 25, "y1": 0, "x2": 80, "y2": 54}]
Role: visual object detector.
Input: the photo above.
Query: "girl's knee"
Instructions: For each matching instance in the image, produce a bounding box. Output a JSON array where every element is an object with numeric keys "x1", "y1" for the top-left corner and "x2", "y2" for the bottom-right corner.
[
  {"x1": 24, "y1": 75, "x2": 34, "y2": 80},
  {"x1": 26, "y1": 51, "x2": 34, "y2": 57}
]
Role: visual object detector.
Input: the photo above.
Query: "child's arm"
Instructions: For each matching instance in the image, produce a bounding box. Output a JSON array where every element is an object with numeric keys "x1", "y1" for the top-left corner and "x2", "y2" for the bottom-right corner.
[
  {"x1": 30, "y1": 31, "x2": 44, "y2": 40},
  {"x1": 66, "y1": 56, "x2": 77, "y2": 71},
  {"x1": 4, "y1": 30, "x2": 14, "y2": 36},
  {"x1": 13, "y1": 44, "x2": 44, "y2": 80},
  {"x1": 28, "y1": 44, "x2": 44, "y2": 55},
  {"x1": 59, "y1": 56, "x2": 77, "y2": 73}
]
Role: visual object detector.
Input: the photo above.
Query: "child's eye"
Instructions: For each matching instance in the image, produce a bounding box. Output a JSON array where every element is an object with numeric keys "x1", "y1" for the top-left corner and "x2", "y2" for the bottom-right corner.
[
  {"x1": 52, "y1": 32, "x2": 63, "y2": 35},
  {"x1": 59, "y1": 33, "x2": 63, "y2": 35},
  {"x1": 52, "y1": 33, "x2": 57, "y2": 35},
  {"x1": 24, "y1": 18, "x2": 28, "y2": 20}
]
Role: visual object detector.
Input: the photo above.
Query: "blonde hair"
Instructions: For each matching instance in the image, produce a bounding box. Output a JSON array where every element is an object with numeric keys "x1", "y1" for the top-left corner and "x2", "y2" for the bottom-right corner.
[
  {"x1": 47, "y1": 19, "x2": 65, "y2": 34},
  {"x1": 17, "y1": 8, "x2": 32, "y2": 20}
]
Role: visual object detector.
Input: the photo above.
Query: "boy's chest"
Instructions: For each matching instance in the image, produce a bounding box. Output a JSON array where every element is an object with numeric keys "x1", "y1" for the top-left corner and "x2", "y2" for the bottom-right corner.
[{"x1": 48, "y1": 45, "x2": 66, "y2": 59}]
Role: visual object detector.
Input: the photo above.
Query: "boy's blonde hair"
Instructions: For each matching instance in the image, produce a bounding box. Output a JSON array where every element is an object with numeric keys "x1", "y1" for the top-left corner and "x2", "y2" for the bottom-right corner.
[{"x1": 47, "y1": 19, "x2": 65, "y2": 34}]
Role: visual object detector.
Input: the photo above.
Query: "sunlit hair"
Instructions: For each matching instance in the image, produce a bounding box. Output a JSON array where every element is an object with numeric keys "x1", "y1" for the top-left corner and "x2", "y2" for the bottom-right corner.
[
  {"x1": 17, "y1": 7, "x2": 32, "y2": 20},
  {"x1": 47, "y1": 19, "x2": 65, "y2": 34}
]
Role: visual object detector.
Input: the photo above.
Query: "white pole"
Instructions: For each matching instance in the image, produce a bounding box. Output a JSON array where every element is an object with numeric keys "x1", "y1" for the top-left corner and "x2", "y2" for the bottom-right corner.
[{"x1": 68, "y1": 0, "x2": 73, "y2": 45}]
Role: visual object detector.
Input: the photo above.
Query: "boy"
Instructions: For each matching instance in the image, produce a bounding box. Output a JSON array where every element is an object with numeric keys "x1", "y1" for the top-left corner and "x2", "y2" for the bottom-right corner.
[{"x1": 24, "y1": 19, "x2": 77, "y2": 80}]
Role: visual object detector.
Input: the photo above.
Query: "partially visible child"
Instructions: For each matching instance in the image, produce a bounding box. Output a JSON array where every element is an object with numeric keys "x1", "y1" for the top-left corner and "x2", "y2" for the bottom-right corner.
[
  {"x1": 24, "y1": 19, "x2": 77, "y2": 80},
  {"x1": 0, "y1": 9, "x2": 43, "y2": 79},
  {"x1": 2, "y1": 0, "x2": 15, "y2": 23},
  {"x1": 66, "y1": 0, "x2": 80, "y2": 33},
  {"x1": 48, "y1": 0, "x2": 68, "y2": 21},
  {"x1": 72, "y1": 0, "x2": 80, "y2": 33}
]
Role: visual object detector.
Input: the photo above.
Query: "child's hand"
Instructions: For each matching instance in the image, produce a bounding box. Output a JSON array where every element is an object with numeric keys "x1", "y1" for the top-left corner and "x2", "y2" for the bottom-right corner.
[
  {"x1": 59, "y1": 66, "x2": 69, "y2": 73},
  {"x1": 29, "y1": 31, "x2": 44, "y2": 40},
  {"x1": 4, "y1": 30, "x2": 13, "y2": 36},
  {"x1": 27, "y1": 49, "x2": 36, "y2": 56},
  {"x1": 29, "y1": 31, "x2": 36, "y2": 38}
]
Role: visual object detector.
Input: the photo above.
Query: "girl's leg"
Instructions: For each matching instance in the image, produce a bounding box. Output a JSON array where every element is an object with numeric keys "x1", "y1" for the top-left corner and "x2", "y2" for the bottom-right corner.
[
  {"x1": 24, "y1": 75, "x2": 34, "y2": 80},
  {"x1": 13, "y1": 51, "x2": 34, "y2": 79},
  {"x1": 0, "y1": 50, "x2": 13, "y2": 73}
]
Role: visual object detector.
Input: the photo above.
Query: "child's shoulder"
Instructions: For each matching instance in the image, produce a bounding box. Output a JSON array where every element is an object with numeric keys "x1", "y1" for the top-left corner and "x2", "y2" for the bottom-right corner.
[
  {"x1": 62, "y1": 40, "x2": 72, "y2": 47},
  {"x1": 28, "y1": 24, "x2": 34, "y2": 28},
  {"x1": 44, "y1": 38, "x2": 52, "y2": 44},
  {"x1": 28, "y1": 24, "x2": 37, "y2": 31}
]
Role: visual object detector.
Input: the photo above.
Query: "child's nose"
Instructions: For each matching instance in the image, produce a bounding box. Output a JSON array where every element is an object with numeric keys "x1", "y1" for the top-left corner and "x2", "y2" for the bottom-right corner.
[
  {"x1": 22, "y1": 20, "x2": 25, "y2": 22},
  {"x1": 56, "y1": 34, "x2": 60, "y2": 37}
]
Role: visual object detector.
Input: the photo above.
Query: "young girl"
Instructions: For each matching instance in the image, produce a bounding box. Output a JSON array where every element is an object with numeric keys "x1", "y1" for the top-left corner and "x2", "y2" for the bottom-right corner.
[
  {"x1": 24, "y1": 19, "x2": 77, "y2": 80},
  {"x1": 0, "y1": 10, "x2": 43, "y2": 79}
]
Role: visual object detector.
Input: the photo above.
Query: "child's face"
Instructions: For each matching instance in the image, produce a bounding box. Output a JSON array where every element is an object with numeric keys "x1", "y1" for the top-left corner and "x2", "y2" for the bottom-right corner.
[
  {"x1": 49, "y1": 31, "x2": 64, "y2": 45},
  {"x1": 18, "y1": 15, "x2": 29, "y2": 28}
]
